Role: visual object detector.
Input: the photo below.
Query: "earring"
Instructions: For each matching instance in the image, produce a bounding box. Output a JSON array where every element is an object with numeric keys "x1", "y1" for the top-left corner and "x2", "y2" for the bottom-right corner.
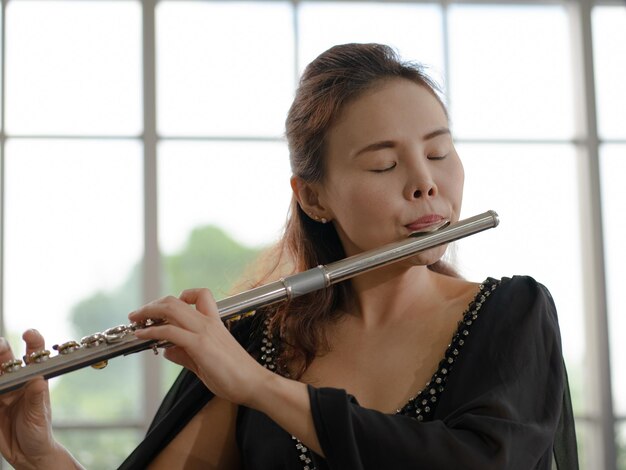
[{"x1": 310, "y1": 214, "x2": 329, "y2": 224}]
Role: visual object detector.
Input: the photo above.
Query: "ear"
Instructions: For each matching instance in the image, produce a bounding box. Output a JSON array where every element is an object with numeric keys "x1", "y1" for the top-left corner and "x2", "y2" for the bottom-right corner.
[{"x1": 290, "y1": 176, "x2": 332, "y2": 223}]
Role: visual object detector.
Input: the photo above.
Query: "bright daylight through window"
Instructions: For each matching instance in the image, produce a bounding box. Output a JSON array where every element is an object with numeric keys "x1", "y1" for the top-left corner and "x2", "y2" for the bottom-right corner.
[{"x1": 0, "y1": 1, "x2": 624, "y2": 469}]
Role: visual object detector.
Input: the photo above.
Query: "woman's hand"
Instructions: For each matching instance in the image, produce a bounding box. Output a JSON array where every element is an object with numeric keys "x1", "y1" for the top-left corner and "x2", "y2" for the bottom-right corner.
[
  {"x1": 0, "y1": 330, "x2": 81, "y2": 469},
  {"x1": 130, "y1": 289, "x2": 324, "y2": 456},
  {"x1": 129, "y1": 288, "x2": 272, "y2": 407}
]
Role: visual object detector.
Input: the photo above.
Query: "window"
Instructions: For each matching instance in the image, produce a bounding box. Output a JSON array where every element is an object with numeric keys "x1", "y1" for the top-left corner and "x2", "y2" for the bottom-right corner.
[
  {"x1": 1, "y1": 1, "x2": 623, "y2": 468},
  {"x1": 595, "y1": 6, "x2": 626, "y2": 467}
]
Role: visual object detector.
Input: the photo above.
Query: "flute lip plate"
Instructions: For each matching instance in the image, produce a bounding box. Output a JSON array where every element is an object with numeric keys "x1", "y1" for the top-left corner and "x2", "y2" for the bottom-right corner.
[{"x1": 409, "y1": 219, "x2": 450, "y2": 237}]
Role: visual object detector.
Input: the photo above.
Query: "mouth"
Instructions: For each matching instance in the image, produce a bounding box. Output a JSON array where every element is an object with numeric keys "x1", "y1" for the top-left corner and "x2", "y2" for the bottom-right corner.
[{"x1": 405, "y1": 214, "x2": 448, "y2": 233}]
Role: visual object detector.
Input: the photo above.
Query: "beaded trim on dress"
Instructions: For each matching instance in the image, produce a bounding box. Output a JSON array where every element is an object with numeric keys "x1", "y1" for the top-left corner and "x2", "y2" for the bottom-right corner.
[{"x1": 258, "y1": 278, "x2": 500, "y2": 470}]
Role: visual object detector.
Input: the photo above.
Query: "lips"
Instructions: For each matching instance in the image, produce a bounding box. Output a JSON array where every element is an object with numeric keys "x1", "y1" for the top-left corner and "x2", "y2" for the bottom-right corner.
[{"x1": 405, "y1": 214, "x2": 445, "y2": 232}]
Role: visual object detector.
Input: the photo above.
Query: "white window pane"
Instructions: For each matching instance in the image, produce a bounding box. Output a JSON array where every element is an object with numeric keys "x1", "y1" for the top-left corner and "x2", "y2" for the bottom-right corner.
[
  {"x1": 593, "y1": 7, "x2": 626, "y2": 140},
  {"x1": 618, "y1": 423, "x2": 626, "y2": 470},
  {"x1": 158, "y1": 140, "x2": 292, "y2": 277},
  {"x1": 448, "y1": 6, "x2": 574, "y2": 139},
  {"x1": 458, "y1": 143, "x2": 585, "y2": 413},
  {"x1": 156, "y1": 2, "x2": 295, "y2": 137},
  {"x1": 298, "y1": 3, "x2": 444, "y2": 85},
  {"x1": 600, "y1": 144, "x2": 626, "y2": 415},
  {"x1": 575, "y1": 420, "x2": 598, "y2": 470},
  {"x1": 158, "y1": 142, "x2": 291, "y2": 394},
  {"x1": 4, "y1": 139, "x2": 144, "y2": 422},
  {"x1": 5, "y1": 1, "x2": 142, "y2": 135},
  {"x1": 0, "y1": 6, "x2": 3, "y2": 123}
]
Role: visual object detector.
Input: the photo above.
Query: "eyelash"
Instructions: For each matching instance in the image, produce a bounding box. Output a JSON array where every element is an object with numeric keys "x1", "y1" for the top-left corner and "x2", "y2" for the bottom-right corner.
[
  {"x1": 369, "y1": 154, "x2": 447, "y2": 173},
  {"x1": 370, "y1": 162, "x2": 397, "y2": 173}
]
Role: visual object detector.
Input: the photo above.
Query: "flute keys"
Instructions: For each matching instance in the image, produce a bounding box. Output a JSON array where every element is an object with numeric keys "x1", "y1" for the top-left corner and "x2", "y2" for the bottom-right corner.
[
  {"x1": 143, "y1": 318, "x2": 165, "y2": 327},
  {"x1": 53, "y1": 341, "x2": 81, "y2": 355},
  {"x1": 23, "y1": 349, "x2": 51, "y2": 365},
  {"x1": 91, "y1": 360, "x2": 108, "y2": 370},
  {"x1": 80, "y1": 333, "x2": 105, "y2": 348},
  {"x1": 104, "y1": 325, "x2": 129, "y2": 343},
  {"x1": 1, "y1": 358, "x2": 23, "y2": 374}
]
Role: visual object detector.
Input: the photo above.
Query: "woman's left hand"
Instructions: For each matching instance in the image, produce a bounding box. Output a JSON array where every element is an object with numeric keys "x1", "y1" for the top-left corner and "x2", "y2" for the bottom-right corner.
[{"x1": 129, "y1": 288, "x2": 271, "y2": 407}]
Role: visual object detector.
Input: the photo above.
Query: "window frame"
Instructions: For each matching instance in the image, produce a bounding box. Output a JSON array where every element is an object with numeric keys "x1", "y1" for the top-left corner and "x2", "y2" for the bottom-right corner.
[{"x1": 0, "y1": 0, "x2": 622, "y2": 468}]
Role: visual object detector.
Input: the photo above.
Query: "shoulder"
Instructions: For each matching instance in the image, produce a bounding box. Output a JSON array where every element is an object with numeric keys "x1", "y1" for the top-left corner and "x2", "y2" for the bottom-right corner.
[
  {"x1": 450, "y1": 275, "x2": 565, "y2": 389},
  {"x1": 479, "y1": 275, "x2": 562, "y2": 357},
  {"x1": 487, "y1": 275, "x2": 558, "y2": 324},
  {"x1": 491, "y1": 275, "x2": 554, "y2": 306}
]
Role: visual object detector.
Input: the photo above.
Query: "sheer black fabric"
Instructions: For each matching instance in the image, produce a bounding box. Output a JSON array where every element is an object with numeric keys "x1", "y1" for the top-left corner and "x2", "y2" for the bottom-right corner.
[{"x1": 118, "y1": 276, "x2": 578, "y2": 470}]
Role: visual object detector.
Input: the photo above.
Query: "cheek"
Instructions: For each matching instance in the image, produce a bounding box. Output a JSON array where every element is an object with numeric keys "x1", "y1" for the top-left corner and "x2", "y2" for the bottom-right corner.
[
  {"x1": 324, "y1": 177, "x2": 400, "y2": 252},
  {"x1": 440, "y1": 161, "x2": 464, "y2": 211},
  {"x1": 327, "y1": 175, "x2": 392, "y2": 217},
  {"x1": 457, "y1": 160, "x2": 465, "y2": 196},
  {"x1": 452, "y1": 169, "x2": 465, "y2": 204},
  {"x1": 333, "y1": 188, "x2": 387, "y2": 227}
]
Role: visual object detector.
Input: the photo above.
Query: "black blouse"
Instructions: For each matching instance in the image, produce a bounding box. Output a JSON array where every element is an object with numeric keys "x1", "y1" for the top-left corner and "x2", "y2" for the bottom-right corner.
[{"x1": 118, "y1": 276, "x2": 579, "y2": 470}]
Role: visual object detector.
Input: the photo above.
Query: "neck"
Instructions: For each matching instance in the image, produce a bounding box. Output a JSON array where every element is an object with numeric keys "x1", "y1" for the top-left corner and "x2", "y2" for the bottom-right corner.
[{"x1": 345, "y1": 264, "x2": 444, "y2": 328}]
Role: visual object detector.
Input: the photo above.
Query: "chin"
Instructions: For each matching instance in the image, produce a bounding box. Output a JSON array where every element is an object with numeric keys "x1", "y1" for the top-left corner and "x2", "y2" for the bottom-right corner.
[{"x1": 405, "y1": 246, "x2": 448, "y2": 268}]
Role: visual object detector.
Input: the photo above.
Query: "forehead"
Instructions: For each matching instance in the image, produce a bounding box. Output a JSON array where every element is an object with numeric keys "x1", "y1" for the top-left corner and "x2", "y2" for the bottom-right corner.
[{"x1": 326, "y1": 78, "x2": 448, "y2": 151}]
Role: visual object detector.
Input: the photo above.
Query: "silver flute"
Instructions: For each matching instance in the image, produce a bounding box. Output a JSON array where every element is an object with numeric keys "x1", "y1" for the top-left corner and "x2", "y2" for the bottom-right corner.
[{"x1": 0, "y1": 210, "x2": 499, "y2": 395}]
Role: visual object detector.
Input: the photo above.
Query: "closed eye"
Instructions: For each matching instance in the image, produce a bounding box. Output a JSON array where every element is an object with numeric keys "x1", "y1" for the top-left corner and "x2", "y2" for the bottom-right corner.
[
  {"x1": 370, "y1": 162, "x2": 397, "y2": 173},
  {"x1": 428, "y1": 155, "x2": 447, "y2": 161}
]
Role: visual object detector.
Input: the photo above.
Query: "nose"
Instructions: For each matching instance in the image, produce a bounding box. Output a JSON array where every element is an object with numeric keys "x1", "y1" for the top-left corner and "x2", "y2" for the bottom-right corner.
[
  {"x1": 405, "y1": 162, "x2": 438, "y2": 200},
  {"x1": 412, "y1": 184, "x2": 437, "y2": 199}
]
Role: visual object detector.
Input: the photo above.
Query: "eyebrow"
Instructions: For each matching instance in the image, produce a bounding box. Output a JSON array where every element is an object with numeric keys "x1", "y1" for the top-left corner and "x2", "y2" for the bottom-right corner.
[
  {"x1": 353, "y1": 127, "x2": 451, "y2": 158},
  {"x1": 353, "y1": 140, "x2": 396, "y2": 158},
  {"x1": 423, "y1": 127, "x2": 451, "y2": 140}
]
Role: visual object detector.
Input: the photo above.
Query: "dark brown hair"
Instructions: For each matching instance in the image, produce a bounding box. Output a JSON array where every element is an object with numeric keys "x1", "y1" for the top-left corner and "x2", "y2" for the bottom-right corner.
[{"x1": 258, "y1": 43, "x2": 452, "y2": 377}]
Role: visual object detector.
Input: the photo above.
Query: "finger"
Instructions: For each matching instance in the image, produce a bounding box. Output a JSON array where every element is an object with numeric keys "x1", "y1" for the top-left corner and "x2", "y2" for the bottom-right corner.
[
  {"x1": 0, "y1": 336, "x2": 15, "y2": 365},
  {"x1": 179, "y1": 288, "x2": 217, "y2": 317},
  {"x1": 24, "y1": 377, "x2": 49, "y2": 406},
  {"x1": 23, "y1": 329, "x2": 46, "y2": 359},
  {"x1": 0, "y1": 331, "x2": 48, "y2": 405},
  {"x1": 133, "y1": 324, "x2": 196, "y2": 350},
  {"x1": 163, "y1": 347, "x2": 196, "y2": 372},
  {"x1": 22, "y1": 377, "x2": 51, "y2": 426},
  {"x1": 0, "y1": 339, "x2": 19, "y2": 406},
  {"x1": 128, "y1": 296, "x2": 192, "y2": 327}
]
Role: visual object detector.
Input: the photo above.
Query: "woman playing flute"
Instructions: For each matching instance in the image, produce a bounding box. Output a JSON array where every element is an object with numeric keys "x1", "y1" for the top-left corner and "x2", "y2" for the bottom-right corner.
[{"x1": 0, "y1": 43, "x2": 577, "y2": 469}]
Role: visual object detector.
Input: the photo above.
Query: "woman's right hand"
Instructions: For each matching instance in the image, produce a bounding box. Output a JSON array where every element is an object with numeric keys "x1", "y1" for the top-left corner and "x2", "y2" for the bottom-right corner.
[{"x1": 0, "y1": 330, "x2": 81, "y2": 469}]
